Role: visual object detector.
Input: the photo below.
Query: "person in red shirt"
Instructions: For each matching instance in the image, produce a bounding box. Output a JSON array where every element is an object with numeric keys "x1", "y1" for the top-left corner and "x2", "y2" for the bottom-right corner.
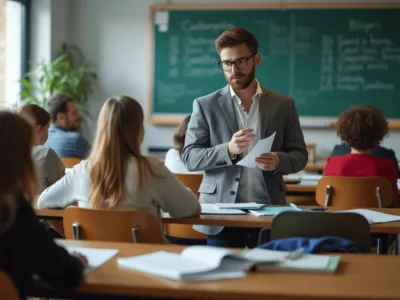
[{"x1": 323, "y1": 105, "x2": 398, "y2": 207}]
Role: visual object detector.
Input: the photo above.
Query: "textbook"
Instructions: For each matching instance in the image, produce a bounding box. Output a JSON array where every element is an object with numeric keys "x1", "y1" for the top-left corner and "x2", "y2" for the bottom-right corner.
[{"x1": 117, "y1": 246, "x2": 340, "y2": 281}]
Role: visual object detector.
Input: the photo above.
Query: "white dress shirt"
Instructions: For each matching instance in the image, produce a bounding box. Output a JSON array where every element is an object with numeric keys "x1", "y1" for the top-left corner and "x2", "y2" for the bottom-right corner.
[{"x1": 230, "y1": 80, "x2": 269, "y2": 203}]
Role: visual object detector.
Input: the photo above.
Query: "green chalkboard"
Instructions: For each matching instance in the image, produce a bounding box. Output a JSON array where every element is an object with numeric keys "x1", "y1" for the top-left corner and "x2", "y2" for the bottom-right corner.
[{"x1": 149, "y1": 4, "x2": 400, "y2": 125}]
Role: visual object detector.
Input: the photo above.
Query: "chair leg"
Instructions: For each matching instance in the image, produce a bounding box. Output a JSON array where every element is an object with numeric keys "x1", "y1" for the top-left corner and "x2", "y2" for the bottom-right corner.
[{"x1": 377, "y1": 238, "x2": 382, "y2": 255}]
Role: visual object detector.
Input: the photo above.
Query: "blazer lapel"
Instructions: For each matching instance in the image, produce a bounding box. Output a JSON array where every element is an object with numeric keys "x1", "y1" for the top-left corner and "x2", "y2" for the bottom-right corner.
[
  {"x1": 259, "y1": 87, "x2": 271, "y2": 138},
  {"x1": 218, "y1": 85, "x2": 239, "y2": 134}
]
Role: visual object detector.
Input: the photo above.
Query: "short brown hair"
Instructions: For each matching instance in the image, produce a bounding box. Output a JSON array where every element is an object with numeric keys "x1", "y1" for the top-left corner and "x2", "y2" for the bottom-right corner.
[
  {"x1": 215, "y1": 28, "x2": 258, "y2": 54},
  {"x1": 173, "y1": 116, "x2": 191, "y2": 157},
  {"x1": 18, "y1": 104, "x2": 50, "y2": 127},
  {"x1": 46, "y1": 93, "x2": 74, "y2": 123},
  {"x1": 337, "y1": 106, "x2": 388, "y2": 150}
]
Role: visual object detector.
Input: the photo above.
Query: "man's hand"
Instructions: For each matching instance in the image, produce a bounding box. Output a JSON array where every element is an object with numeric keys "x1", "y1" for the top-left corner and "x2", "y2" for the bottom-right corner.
[
  {"x1": 228, "y1": 128, "x2": 256, "y2": 157},
  {"x1": 255, "y1": 152, "x2": 279, "y2": 171}
]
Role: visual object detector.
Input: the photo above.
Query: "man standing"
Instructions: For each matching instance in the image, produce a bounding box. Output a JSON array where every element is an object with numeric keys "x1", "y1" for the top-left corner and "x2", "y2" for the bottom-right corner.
[
  {"x1": 45, "y1": 93, "x2": 90, "y2": 158},
  {"x1": 182, "y1": 28, "x2": 308, "y2": 248}
]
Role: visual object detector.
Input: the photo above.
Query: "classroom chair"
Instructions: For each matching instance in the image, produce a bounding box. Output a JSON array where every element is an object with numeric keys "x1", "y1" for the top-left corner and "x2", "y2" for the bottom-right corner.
[
  {"x1": 315, "y1": 176, "x2": 393, "y2": 209},
  {"x1": 268, "y1": 211, "x2": 371, "y2": 252},
  {"x1": 0, "y1": 270, "x2": 19, "y2": 300},
  {"x1": 63, "y1": 207, "x2": 164, "y2": 243},
  {"x1": 163, "y1": 174, "x2": 206, "y2": 243},
  {"x1": 61, "y1": 157, "x2": 82, "y2": 168}
]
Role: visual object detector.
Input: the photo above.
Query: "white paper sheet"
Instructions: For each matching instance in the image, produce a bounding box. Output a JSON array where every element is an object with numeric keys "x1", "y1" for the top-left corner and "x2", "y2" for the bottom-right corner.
[
  {"x1": 334, "y1": 209, "x2": 400, "y2": 224},
  {"x1": 215, "y1": 202, "x2": 266, "y2": 210},
  {"x1": 201, "y1": 204, "x2": 246, "y2": 215},
  {"x1": 66, "y1": 246, "x2": 119, "y2": 271},
  {"x1": 236, "y1": 132, "x2": 276, "y2": 168}
]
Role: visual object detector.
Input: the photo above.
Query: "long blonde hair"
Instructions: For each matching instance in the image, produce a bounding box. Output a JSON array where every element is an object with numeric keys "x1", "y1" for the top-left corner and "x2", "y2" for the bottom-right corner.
[
  {"x1": 0, "y1": 112, "x2": 39, "y2": 234},
  {"x1": 88, "y1": 96, "x2": 156, "y2": 209}
]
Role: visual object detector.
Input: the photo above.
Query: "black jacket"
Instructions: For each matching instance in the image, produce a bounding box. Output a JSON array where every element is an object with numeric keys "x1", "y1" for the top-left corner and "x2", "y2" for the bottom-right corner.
[{"x1": 0, "y1": 192, "x2": 84, "y2": 299}]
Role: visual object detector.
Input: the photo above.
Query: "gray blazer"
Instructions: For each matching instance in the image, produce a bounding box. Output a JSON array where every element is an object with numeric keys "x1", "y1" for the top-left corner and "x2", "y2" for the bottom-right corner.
[{"x1": 182, "y1": 85, "x2": 308, "y2": 235}]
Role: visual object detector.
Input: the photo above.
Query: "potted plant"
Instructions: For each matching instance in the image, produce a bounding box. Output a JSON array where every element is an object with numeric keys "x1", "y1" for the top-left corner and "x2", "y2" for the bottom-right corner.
[{"x1": 19, "y1": 43, "x2": 97, "y2": 120}]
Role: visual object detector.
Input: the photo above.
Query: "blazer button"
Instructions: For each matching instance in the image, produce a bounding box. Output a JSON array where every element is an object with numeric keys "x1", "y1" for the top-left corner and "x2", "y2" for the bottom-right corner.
[
  {"x1": 223, "y1": 161, "x2": 228, "y2": 165},
  {"x1": 216, "y1": 162, "x2": 221, "y2": 166},
  {"x1": 230, "y1": 191, "x2": 235, "y2": 195},
  {"x1": 235, "y1": 177, "x2": 239, "y2": 182}
]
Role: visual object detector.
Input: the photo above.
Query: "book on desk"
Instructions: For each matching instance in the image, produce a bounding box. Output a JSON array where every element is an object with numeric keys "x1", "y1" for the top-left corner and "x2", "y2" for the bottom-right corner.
[{"x1": 117, "y1": 246, "x2": 340, "y2": 281}]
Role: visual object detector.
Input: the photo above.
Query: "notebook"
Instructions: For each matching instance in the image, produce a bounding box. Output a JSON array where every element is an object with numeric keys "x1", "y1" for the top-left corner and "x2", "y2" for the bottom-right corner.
[
  {"x1": 65, "y1": 246, "x2": 119, "y2": 273},
  {"x1": 201, "y1": 203, "x2": 246, "y2": 215},
  {"x1": 215, "y1": 202, "x2": 267, "y2": 210},
  {"x1": 117, "y1": 246, "x2": 340, "y2": 281},
  {"x1": 249, "y1": 206, "x2": 297, "y2": 217}
]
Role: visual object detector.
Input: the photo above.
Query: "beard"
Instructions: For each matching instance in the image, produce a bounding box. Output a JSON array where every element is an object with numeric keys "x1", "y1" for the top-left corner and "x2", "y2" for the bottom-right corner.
[
  {"x1": 65, "y1": 119, "x2": 80, "y2": 131},
  {"x1": 225, "y1": 66, "x2": 256, "y2": 90}
]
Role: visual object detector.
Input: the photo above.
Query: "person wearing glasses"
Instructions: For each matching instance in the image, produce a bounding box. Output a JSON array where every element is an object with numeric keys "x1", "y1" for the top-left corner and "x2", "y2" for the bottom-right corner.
[{"x1": 182, "y1": 28, "x2": 308, "y2": 248}]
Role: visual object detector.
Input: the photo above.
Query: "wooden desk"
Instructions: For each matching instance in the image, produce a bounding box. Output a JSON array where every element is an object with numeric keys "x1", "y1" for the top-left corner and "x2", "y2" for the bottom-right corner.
[
  {"x1": 303, "y1": 162, "x2": 325, "y2": 172},
  {"x1": 286, "y1": 184, "x2": 400, "y2": 195},
  {"x1": 35, "y1": 208, "x2": 400, "y2": 234},
  {"x1": 30, "y1": 240, "x2": 400, "y2": 300}
]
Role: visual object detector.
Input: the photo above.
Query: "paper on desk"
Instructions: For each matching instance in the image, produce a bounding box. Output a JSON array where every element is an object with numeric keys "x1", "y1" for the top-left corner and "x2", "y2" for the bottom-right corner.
[
  {"x1": 66, "y1": 246, "x2": 119, "y2": 272},
  {"x1": 236, "y1": 132, "x2": 276, "y2": 168},
  {"x1": 334, "y1": 209, "x2": 400, "y2": 224},
  {"x1": 201, "y1": 204, "x2": 246, "y2": 215}
]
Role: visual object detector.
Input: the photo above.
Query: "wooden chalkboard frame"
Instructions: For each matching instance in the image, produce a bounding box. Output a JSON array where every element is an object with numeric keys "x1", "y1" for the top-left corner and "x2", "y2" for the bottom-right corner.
[{"x1": 147, "y1": 2, "x2": 400, "y2": 129}]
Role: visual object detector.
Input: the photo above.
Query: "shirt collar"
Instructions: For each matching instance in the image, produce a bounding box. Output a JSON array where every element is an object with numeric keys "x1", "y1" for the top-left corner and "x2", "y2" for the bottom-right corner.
[{"x1": 230, "y1": 79, "x2": 263, "y2": 104}]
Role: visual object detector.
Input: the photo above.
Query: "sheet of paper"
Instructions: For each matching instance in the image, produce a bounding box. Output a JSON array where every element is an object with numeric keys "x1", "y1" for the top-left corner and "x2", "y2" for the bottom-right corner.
[
  {"x1": 215, "y1": 202, "x2": 266, "y2": 209},
  {"x1": 334, "y1": 209, "x2": 400, "y2": 224},
  {"x1": 236, "y1": 132, "x2": 276, "y2": 168},
  {"x1": 201, "y1": 204, "x2": 246, "y2": 215},
  {"x1": 66, "y1": 246, "x2": 118, "y2": 271},
  {"x1": 154, "y1": 11, "x2": 169, "y2": 24},
  {"x1": 299, "y1": 180, "x2": 318, "y2": 186}
]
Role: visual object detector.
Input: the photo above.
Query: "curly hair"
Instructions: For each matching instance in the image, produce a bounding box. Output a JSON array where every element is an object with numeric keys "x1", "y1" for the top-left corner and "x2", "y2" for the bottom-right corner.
[{"x1": 337, "y1": 106, "x2": 388, "y2": 150}]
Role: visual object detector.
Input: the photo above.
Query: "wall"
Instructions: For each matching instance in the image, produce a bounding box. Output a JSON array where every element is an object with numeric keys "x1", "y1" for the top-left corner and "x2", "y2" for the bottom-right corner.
[{"x1": 67, "y1": 0, "x2": 400, "y2": 158}]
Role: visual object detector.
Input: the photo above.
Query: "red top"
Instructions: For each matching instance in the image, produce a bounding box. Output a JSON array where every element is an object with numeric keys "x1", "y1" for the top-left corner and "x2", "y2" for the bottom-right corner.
[{"x1": 323, "y1": 154, "x2": 398, "y2": 207}]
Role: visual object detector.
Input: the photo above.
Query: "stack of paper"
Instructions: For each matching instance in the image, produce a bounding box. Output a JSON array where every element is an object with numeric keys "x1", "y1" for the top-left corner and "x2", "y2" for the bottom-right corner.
[
  {"x1": 200, "y1": 203, "x2": 246, "y2": 215},
  {"x1": 215, "y1": 202, "x2": 267, "y2": 210},
  {"x1": 236, "y1": 132, "x2": 276, "y2": 168},
  {"x1": 117, "y1": 246, "x2": 340, "y2": 281},
  {"x1": 249, "y1": 206, "x2": 297, "y2": 217}
]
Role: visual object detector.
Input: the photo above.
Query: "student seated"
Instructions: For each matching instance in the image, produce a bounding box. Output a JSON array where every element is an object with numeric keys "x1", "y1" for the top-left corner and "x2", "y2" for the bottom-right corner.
[
  {"x1": 18, "y1": 104, "x2": 65, "y2": 191},
  {"x1": 330, "y1": 107, "x2": 399, "y2": 177},
  {"x1": 45, "y1": 93, "x2": 91, "y2": 158},
  {"x1": 0, "y1": 111, "x2": 86, "y2": 299},
  {"x1": 37, "y1": 96, "x2": 201, "y2": 234},
  {"x1": 324, "y1": 106, "x2": 398, "y2": 206},
  {"x1": 165, "y1": 116, "x2": 202, "y2": 174}
]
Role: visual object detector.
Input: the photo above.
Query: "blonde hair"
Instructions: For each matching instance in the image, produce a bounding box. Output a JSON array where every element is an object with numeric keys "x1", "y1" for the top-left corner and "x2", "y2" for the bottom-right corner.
[
  {"x1": 88, "y1": 96, "x2": 157, "y2": 209},
  {"x1": 0, "y1": 112, "x2": 39, "y2": 234}
]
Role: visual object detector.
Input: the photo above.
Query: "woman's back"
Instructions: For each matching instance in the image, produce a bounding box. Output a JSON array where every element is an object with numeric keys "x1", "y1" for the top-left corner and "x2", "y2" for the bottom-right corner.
[{"x1": 37, "y1": 156, "x2": 199, "y2": 225}]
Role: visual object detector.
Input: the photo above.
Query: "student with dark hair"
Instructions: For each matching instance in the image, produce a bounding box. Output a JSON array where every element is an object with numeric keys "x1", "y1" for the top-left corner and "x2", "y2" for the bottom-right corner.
[
  {"x1": 324, "y1": 106, "x2": 398, "y2": 206},
  {"x1": 0, "y1": 111, "x2": 86, "y2": 299},
  {"x1": 45, "y1": 93, "x2": 90, "y2": 158},
  {"x1": 18, "y1": 104, "x2": 65, "y2": 191},
  {"x1": 165, "y1": 116, "x2": 202, "y2": 174}
]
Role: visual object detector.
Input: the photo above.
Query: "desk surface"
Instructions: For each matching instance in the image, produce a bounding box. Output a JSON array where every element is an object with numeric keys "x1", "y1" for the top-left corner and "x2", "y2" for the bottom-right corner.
[
  {"x1": 33, "y1": 240, "x2": 400, "y2": 300},
  {"x1": 35, "y1": 207, "x2": 400, "y2": 234}
]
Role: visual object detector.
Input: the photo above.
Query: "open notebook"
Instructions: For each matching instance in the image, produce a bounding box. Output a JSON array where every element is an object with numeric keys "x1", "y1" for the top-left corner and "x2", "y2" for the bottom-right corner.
[{"x1": 117, "y1": 246, "x2": 340, "y2": 281}]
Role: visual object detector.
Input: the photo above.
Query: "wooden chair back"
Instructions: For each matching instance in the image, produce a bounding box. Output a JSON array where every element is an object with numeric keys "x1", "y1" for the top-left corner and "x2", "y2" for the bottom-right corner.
[
  {"x1": 316, "y1": 176, "x2": 393, "y2": 209},
  {"x1": 61, "y1": 157, "x2": 82, "y2": 168},
  {"x1": 271, "y1": 211, "x2": 371, "y2": 252},
  {"x1": 0, "y1": 270, "x2": 19, "y2": 300},
  {"x1": 63, "y1": 207, "x2": 164, "y2": 244},
  {"x1": 164, "y1": 174, "x2": 206, "y2": 241}
]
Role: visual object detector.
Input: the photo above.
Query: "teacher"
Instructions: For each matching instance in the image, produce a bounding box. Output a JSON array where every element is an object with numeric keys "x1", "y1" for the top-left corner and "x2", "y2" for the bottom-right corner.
[{"x1": 182, "y1": 28, "x2": 308, "y2": 248}]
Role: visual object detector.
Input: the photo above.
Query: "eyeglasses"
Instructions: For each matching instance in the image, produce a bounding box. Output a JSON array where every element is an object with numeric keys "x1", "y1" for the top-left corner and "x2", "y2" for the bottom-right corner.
[{"x1": 218, "y1": 53, "x2": 257, "y2": 71}]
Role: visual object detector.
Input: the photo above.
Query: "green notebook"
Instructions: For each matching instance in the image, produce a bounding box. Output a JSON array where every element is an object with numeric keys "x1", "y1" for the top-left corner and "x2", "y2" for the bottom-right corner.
[{"x1": 249, "y1": 206, "x2": 296, "y2": 217}]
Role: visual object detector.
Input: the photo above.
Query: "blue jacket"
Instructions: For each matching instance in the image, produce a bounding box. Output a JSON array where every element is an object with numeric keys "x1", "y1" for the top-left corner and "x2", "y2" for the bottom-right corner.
[{"x1": 259, "y1": 236, "x2": 366, "y2": 253}]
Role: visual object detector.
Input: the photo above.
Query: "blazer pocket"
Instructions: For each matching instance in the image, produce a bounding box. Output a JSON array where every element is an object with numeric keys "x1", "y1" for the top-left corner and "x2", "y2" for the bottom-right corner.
[{"x1": 198, "y1": 182, "x2": 217, "y2": 194}]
